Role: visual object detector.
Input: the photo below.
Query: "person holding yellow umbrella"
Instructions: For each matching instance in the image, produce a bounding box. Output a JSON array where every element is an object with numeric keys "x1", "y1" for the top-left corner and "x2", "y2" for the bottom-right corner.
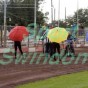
[{"x1": 47, "y1": 27, "x2": 69, "y2": 60}]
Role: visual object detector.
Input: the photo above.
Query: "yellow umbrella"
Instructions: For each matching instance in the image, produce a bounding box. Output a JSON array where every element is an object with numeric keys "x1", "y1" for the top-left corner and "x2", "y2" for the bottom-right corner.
[{"x1": 47, "y1": 27, "x2": 68, "y2": 43}]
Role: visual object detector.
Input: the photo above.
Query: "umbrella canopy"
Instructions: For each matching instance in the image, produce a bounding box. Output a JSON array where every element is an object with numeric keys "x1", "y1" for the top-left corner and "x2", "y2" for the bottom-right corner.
[
  {"x1": 47, "y1": 27, "x2": 68, "y2": 43},
  {"x1": 9, "y1": 26, "x2": 29, "y2": 41}
]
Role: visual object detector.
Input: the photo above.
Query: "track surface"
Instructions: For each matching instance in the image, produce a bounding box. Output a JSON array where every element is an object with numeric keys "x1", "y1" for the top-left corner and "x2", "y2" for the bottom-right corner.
[{"x1": 0, "y1": 47, "x2": 88, "y2": 88}]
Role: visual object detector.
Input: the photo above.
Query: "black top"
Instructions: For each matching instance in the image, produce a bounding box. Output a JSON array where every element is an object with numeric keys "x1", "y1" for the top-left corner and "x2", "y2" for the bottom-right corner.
[{"x1": 14, "y1": 41, "x2": 21, "y2": 45}]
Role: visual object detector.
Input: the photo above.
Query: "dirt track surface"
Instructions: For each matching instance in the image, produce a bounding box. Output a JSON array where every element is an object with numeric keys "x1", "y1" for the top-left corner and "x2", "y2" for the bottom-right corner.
[{"x1": 0, "y1": 47, "x2": 88, "y2": 88}]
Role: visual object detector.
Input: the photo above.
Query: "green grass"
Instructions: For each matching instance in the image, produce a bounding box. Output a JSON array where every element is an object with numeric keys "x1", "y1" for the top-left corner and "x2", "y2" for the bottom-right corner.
[{"x1": 16, "y1": 71, "x2": 88, "y2": 88}]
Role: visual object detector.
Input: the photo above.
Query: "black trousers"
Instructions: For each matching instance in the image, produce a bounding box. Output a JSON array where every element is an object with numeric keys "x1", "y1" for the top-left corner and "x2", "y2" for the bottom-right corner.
[
  {"x1": 64, "y1": 44, "x2": 75, "y2": 55},
  {"x1": 50, "y1": 42, "x2": 60, "y2": 58},
  {"x1": 45, "y1": 42, "x2": 51, "y2": 54},
  {"x1": 14, "y1": 41, "x2": 23, "y2": 57}
]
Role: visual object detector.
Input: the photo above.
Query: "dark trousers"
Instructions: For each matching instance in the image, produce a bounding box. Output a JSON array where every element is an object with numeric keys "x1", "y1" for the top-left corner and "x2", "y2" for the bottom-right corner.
[
  {"x1": 50, "y1": 42, "x2": 60, "y2": 58},
  {"x1": 65, "y1": 44, "x2": 75, "y2": 55},
  {"x1": 14, "y1": 41, "x2": 23, "y2": 57},
  {"x1": 45, "y1": 43, "x2": 51, "y2": 53}
]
